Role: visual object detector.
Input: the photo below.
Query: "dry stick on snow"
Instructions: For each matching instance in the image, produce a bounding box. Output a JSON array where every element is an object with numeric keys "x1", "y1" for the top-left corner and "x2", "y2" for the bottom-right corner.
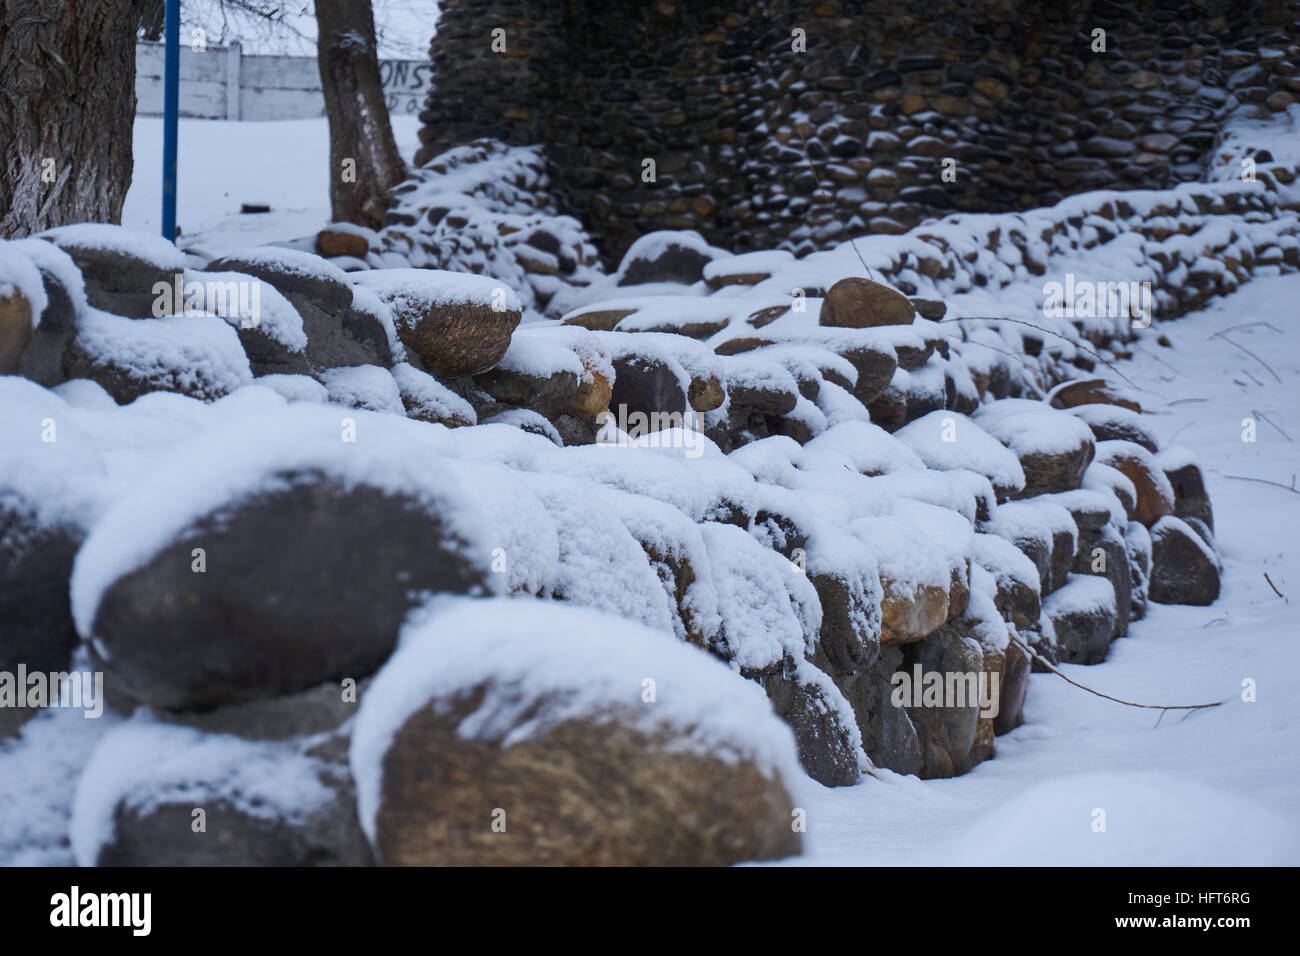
[
  {"x1": 1211, "y1": 331, "x2": 1282, "y2": 383},
  {"x1": 1223, "y1": 474, "x2": 1300, "y2": 495},
  {"x1": 1251, "y1": 408, "x2": 1293, "y2": 442},
  {"x1": 939, "y1": 315, "x2": 1151, "y2": 394},
  {"x1": 1007, "y1": 635, "x2": 1225, "y2": 715},
  {"x1": 1264, "y1": 573, "x2": 1287, "y2": 600}
]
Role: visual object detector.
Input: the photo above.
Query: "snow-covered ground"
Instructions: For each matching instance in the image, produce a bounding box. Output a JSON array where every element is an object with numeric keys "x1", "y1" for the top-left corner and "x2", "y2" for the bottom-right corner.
[
  {"x1": 122, "y1": 116, "x2": 422, "y2": 255},
  {"x1": 792, "y1": 273, "x2": 1300, "y2": 866}
]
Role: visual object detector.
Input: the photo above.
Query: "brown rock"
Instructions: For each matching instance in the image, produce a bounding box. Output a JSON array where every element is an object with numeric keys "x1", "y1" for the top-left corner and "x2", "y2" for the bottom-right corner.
[
  {"x1": 1095, "y1": 440, "x2": 1175, "y2": 527},
  {"x1": 687, "y1": 374, "x2": 725, "y2": 412},
  {"x1": 819, "y1": 277, "x2": 916, "y2": 329},
  {"x1": 561, "y1": 307, "x2": 637, "y2": 332},
  {"x1": 1047, "y1": 378, "x2": 1142, "y2": 413},
  {"x1": 376, "y1": 704, "x2": 799, "y2": 866},
  {"x1": 571, "y1": 370, "x2": 613, "y2": 419},
  {"x1": 316, "y1": 229, "x2": 371, "y2": 260},
  {"x1": 355, "y1": 270, "x2": 520, "y2": 378},
  {"x1": 0, "y1": 286, "x2": 33, "y2": 374}
]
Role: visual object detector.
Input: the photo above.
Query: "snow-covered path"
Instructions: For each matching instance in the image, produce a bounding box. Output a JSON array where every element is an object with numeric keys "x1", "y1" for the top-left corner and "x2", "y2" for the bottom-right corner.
[{"x1": 794, "y1": 273, "x2": 1300, "y2": 865}]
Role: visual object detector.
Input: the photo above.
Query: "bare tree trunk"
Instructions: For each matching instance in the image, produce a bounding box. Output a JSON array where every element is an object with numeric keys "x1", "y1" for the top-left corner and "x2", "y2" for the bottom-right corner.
[
  {"x1": 315, "y1": 0, "x2": 406, "y2": 229},
  {"x1": 0, "y1": 0, "x2": 143, "y2": 238}
]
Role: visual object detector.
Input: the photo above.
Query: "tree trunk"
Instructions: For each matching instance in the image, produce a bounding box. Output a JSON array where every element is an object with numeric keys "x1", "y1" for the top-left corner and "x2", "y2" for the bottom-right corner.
[
  {"x1": 315, "y1": 0, "x2": 407, "y2": 229},
  {"x1": 0, "y1": 1, "x2": 143, "y2": 238}
]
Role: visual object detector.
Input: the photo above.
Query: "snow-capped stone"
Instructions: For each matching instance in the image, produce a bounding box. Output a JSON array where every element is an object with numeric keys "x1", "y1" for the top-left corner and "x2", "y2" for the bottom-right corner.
[
  {"x1": 352, "y1": 268, "x2": 521, "y2": 377},
  {"x1": 72, "y1": 717, "x2": 369, "y2": 866},
  {"x1": 41, "y1": 224, "x2": 186, "y2": 318},
  {"x1": 1094, "y1": 439, "x2": 1176, "y2": 527},
  {"x1": 896, "y1": 410, "x2": 1026, "y2": 499},
  {"x1": 71, "y1": 406, "x2": 493, "y2": 711},
  {"x1": 1042, "y1": 573, "x2": 1119, "y2": 665},
  {"x1": 1149, "y1": 515, "x2": 1221, "y2": 606},
  {"x1": 390, "y1": 361, "x2": 476, "y2": 426},
  {"x1": 64, "y1": 310, "x2": 253, "y2": 403},
  {"x1": 349, "y1": 597, "x2": 803, "y2": 866},
  {"x1": 974, "y1": 399, "x2": 1097, "y2": 497}
]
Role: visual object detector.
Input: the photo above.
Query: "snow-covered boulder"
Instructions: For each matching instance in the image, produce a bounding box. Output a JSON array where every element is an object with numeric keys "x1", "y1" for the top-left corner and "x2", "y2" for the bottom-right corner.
[
  {"x1": 206, "y1": 247, "x2": 393, "y2": 371},
  {"x1": 1094, "y1": 439, "x2": 1175, "y2": 527},
  {"x1": 352, "y1": 268, "x2": 521, "y2": 377},
  {"x1": 1042, "y1": 573, "x2": 1118, "y2": 665},
  {"x1": 349, "y1": 598, "x2": 803, "y2": 866},
  {"x1": 71, "y1": 406, "x2": 493, "y2": 711},
  {"x1": 974, "y1": 399, "x2": 1097, "y2": 498},
  {"x1": 615, "y1": 230, "x2": 726, "y2": 287},
  {"x1": 1149, "y1": 515, "x2": 1221, "y2": 606},
  {"x1": 41, "y1": 224, "x2": 187, "y2": 319},
  {"x1": 64, "y1": 310, "x2": 253, "y2": 403},
  {"x1": 896, "y1": 410, "x2": 1026, "y2": 500},
  {"x1": 73, "y1": 718, "x2": 370, "y2": 866}
]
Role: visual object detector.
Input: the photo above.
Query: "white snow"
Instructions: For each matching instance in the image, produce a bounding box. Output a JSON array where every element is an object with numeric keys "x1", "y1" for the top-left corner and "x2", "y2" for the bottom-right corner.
[
  {"x1": 72, "y1": 309, "x2": 254, "y2": 400},
  {"x1": 70, "y1": 716, "x2": 335, "y2": 867},
  {"x1": 895, "y1": 410, "x2": 1026, "y2": 492},
  {"x1": 321, "y1": 364, "x2": 405, "y2": 414}
]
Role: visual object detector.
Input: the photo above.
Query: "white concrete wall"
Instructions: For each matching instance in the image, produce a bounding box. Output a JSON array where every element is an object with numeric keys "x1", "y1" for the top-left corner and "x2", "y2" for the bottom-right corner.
[{"x1": 135, "y1": 42, "x2": 431, "y2": 121}]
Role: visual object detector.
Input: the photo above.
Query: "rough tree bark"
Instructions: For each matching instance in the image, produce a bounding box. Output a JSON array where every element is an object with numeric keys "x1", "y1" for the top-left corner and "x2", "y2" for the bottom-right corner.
[
  {"x1": 315, "y1": 0, "x2": 407, "y2": 229},
  {"x1": 0, "y1": 1, "x2": 144, "y2": 238}
]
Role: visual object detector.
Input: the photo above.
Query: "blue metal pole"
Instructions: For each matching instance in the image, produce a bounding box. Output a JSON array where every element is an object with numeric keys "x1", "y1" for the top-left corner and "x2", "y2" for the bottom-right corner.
[{"x1": 161, "y1": 0, "x2": 180, "y2": 241}]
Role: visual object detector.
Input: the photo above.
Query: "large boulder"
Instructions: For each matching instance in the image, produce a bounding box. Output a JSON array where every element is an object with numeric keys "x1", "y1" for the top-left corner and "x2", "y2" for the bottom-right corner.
[
  {"x1": 974, "y1": 400, "x2": 1095, "y2": 497},
  {"x1": 615, "y1": 231, "x2": 724, "y2": 286},
  {"x1": 1149, "y1": 515, "x2": 1220, "y2": 606},
  {"x1": 1095, "y1": 440, "x2": 1175, "y2": 527},
  {"x1": 762, "y1": 661, "x2": 865, "y2": 788},
  {"x1": 41, "y1": 224, "x2": 187, "y2": 319},
  {"x1": 65, "y1": 311, "x2": 253, "y2": 403},
  {"x1": 353, "y1": 269, "x2": 519, "y2": 377},
  {"x1": 896, "y1": 410, "x2": 1026, "y2": 500},
  {"x1": 349, "y1": 598, "x2": 804, "y2": 866},
  {"x1": 833, "y1": 644, "x2": 923, "y2": 775},
  {"x1": 819, "y1": 277, "x2": 916, "y2": 329},
  {"x1": 74, "y1": 721, "x2": 371, "y2": 866},
  {"x1": 8, "y1": 238, "x2": 85, "y2": 387},
  {"x1": 72, "y1": 407, "x2": 492, "y2": 712},
  {"x1": 1042, "y1": 574, "x2": 1118, "y2": 665},
  {"x1": 207, "y1": 248, "x2": 392, "y2": 371},
  {"x1": 1159, "y1": 450, "x2": 1214, "y2": 533},
  {"x1": 1047, "y1": 378, "x2": 1141, "y2": 413}
]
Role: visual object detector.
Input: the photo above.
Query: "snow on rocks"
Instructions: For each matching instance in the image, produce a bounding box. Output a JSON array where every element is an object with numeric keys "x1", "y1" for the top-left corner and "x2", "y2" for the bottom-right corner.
[
  {"x1": 973, "y1": 399, "x2": 1097, "y2": 498},
  {"x1": 206, "y1": 246, "x2": 393, "y2": 371},
  {"x1": 2, "y1": 121, "x2": 1269, "y2": 858},
  {"x1": 320, "y1": 364, "x2": 404, "y2": 415},
  {"x1": 1094, "y1": 439, "x2": 1176, "y2": 527},
  {"x1": 349, "y1": 597, "x2": 803, "y2": 865},
  {"x1": 71, "y1": 405, "x2": 493, "y2": 711},
  {"x1": 40, "y1": 224, "x2": 187, "y2": 319},
  {"x1": 72, "y1": 716, "x2": 369, "y2": 866},
  {"x1": 352, "y1": 268, "x2": 520, "y2": 377},
  {"x1": 65, "y1": 310, "x2": 253, "y2": 404},
  {"x1": 1149, "y1": 514, "x2": 1222, "y2": 606},
  {"x1": 896, "y1": 410, "x2": 1026, "y2": 499}
]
